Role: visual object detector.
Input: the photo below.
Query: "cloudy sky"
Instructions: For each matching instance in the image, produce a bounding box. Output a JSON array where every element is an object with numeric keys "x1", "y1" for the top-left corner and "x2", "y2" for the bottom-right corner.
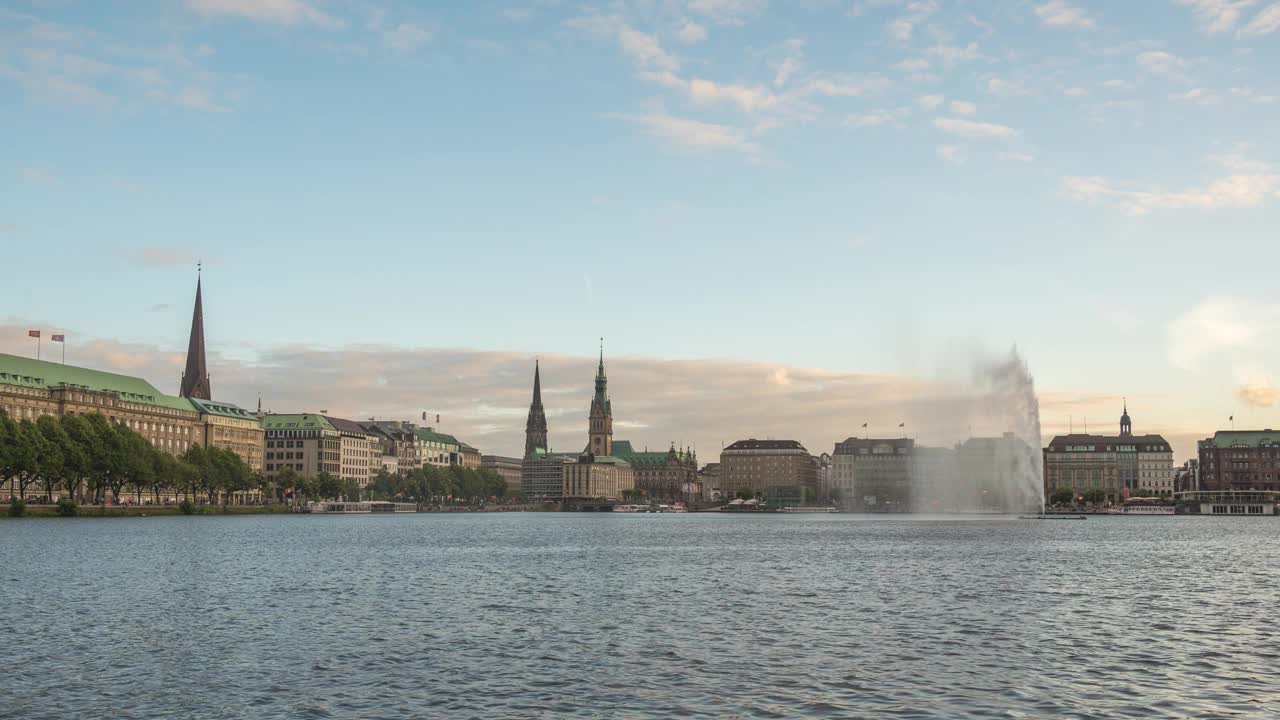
[{"x1": 2, "y1": 0, "x2": 1278, "y2": 461}]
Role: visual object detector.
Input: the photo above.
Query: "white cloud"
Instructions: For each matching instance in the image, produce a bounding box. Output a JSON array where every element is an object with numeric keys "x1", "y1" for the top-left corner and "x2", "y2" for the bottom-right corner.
[
  {"x1": 1103, "y1": 78, "x2": 1130, "y2": 90},
  {"x1": 999, "y1": 151, "x2": 1036, "y2": 162},
  {"x1": 1240, "y1": 2, "x2": 1280, "y2": 34},
  {"x1": 916, "y1": 93, "x2": 945, "y2": 110},
  {"x1": 937, "y1": 144, "x2": 963, "y2": 163},
  {"x1": 933, "y1": 116, "x2": 1017, "y2": 138},
  {"x1": 640, "y1": 71, "x2": 780, "y2": 113},
  {"x1": 845, "y1": 107, "x2": 910, "y2": 128},
  {"x1": 1176, "y1": 0, "x2": 1258, "y2": 33},
  {"x1": 686, "y1": 0, "x2": 766, "y2": 25},
  {"x1": 568, "y1": 14, "x2": 679, "y2": 71},
  {"x1": 1137, "y1": 50, "x2": 1186, "y2": 76},
  {"x1": 1170, "y1": 87, "x2": 1218, "y2": 104},
  {"x1": 186, "y1": 0, "x2": 344, "y2": 29},
  {"x1": 950, "y1": 100, "x2": 976, "y2": 115},
  {"x1": 773, "y1": 55, "x2": 799, "y2": 86},
  {"x1": 926, "y1": 43, "x2": 981, "y2": 67},
  {"x1": 1063, "y1": 156, "x2": 1280, "y2": 214},
  {"x1": 174, "y1": 86, "x2": 228, "y2": 112},
  {"x1": 677, "y1": 20, "x2": 707, "y2": 43},
  {"x1": 1167, "y1": 297, "x2": 1280, "y2": 369},
  {"x1": 895, "y1": 58, "x2": 931, "y2": 74},
  {"x1": 1064, "y1": 86, "x2": 1088, "y2": 97},
  {"x1": 887, "y1": 0, "x2": 938, "y2": 40},
  {"x1": 631, "y1": 112, "x2": 758, "y2": 154},
  {"x1": 986, "y1": 77, "x2": 1027, "y2": 96},
  {"x1": 1035, "y1": 1, "x2": 1096, "y2": 28},
  {"x1": 384, "y1": 23, "x2": 432, "y2": 52},
  {"x1": 796, "y1": 73, "x2": 893, "y2": 98}
]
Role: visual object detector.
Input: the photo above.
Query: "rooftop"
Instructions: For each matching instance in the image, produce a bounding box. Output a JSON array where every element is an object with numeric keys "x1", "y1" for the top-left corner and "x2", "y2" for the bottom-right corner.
[
  {"x1": 1046, "y1": 433, "x2": 1170, "y2": 449},
  {"x1": 416, "y1": 428, "x2": 460, "y2": 445},
  {"x1": 723, "y1": 439, "x2": 808, "y2": 451},
  {"x1": 189, "y1": 397, "x2": 259, "y2": 421},
  {"x1": 1202, "y1": 430, "x2": 1279, "y2": 449},
  {"x1": 0, "y1": 352, "x2": 196, "y2": 413},
  {"x1": 262, "y1": 413, "x2": 335, "y2": 432}
]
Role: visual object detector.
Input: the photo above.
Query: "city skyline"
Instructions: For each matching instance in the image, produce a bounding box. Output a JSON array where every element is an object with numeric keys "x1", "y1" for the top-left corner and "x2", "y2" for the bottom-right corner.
[{"x1": 3, "y1": 1, "x2": 1278, "y2": 460}]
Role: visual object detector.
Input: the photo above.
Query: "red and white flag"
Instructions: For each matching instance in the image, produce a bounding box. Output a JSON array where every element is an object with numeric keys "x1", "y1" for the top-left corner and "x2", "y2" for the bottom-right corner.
[
  {"x1": 51, "y1": 334, "x2": 65, "y2": 342},
  {"x1": 28, "y1": 330, "x2": 39, "y2": 338}
]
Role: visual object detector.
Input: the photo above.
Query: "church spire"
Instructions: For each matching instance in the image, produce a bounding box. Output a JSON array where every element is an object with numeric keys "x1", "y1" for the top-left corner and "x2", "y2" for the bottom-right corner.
[
  {"x1": 179, "y1": 265, "x2": 211, "y2": 400},
  {"x1": 588, "y1": 339, "x2": 613, "y2": 456},
  {"x1": 1120, "y1": 398, "x2": 1132, "y2": 437},
  {"x1": 524, "y1": 359, "x2": 548, "y2": 457}
]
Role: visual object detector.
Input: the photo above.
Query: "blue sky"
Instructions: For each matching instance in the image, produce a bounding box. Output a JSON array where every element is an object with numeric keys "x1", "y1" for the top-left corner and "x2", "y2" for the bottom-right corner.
[{"x1": 2, "y1": 0, "x2": 1279, "y2": 459}]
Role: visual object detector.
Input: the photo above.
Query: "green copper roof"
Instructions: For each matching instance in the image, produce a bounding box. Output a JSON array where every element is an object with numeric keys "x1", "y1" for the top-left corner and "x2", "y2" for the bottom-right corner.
[
  {"x1": 189, "y1": 397, "x2": 259, "y2": 421},
  {"x1": 262, "y1": 414, "x2": 335, "y2": 431},
  {"x1": 416, "y1": 429, "x2": 460, "y2": 445},
  {"x1": 0, "y1": 352, "x2": 197, "y2": 413},
  {"x1": 1207, "y1": 430, "x2": 1280, "y2": 448},
  {"x1": 588, "y1": 455, "x2": 631, "y2": 466},
  {"x1": 611, "y1": 439, "x2": 695, "y2": 466}
]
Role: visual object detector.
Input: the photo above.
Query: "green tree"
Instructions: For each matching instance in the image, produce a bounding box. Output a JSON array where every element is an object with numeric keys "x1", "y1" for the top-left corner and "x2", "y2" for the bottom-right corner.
[
  {"x1": 736, "y1": 488, "x2": 754, "y2": 500},
  {"x1": 315, "y1": 471, "x2": 342, "y2": 500},
  {"x1": 60, "y1": 414, "x2": 103, "y2": 502},
  {"x1": 35, "y1": 415, "x2": 70, "y2": 502},
  {"x1": 0, "y1": 417, "x2": 42, "y2": 500},
  {"x1": 1049, "y1": 487, "x2": 1075, "y2": 506}
]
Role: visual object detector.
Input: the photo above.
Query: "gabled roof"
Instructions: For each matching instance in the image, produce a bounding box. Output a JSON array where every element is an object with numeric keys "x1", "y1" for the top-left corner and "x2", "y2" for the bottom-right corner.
[
  {"x1": 189, "y1": 397, "x2": 259, "y2": 420},
  {"x1": 323, "y1": 415, "x2": 371, "y2": 436},
  {"x1": 0, "y1": 353, "x2": 197, "y2": 413},
  {"x1": 416, "y1": 429, "x2": 460, "y2": 445},
  {"x1": 261, "y1": 414, "x2": 335, "y2": 431}
]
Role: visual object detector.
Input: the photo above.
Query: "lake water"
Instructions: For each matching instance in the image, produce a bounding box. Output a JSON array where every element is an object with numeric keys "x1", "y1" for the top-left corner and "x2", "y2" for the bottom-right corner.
[{"x1": 2, "y1": 513, "x2": 1278, "y2": 719}]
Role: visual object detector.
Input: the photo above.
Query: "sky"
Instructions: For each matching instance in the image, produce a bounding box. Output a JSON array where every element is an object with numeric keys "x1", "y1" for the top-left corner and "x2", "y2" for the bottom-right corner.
[{"x1": 2, "y1": 0, "x2": 1279, "y2": 462}]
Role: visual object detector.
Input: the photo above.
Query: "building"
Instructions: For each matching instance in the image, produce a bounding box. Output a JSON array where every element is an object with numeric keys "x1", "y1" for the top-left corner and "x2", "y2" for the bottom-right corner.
[
  {"x1": 1198, "y1": 430, "x2": 1280, "y2": 491},
  {"x1": 611, "y1": 441, "x2": 698, "y2": 501},
  {"x1": 0, "y1": 353, "x2": 202, "y2": 460},
  {"x1": 417, "y1": 428, "x2": 461, "y2": 467},
  {"x1": 832, "y1": 438, "x2": 914, "y2": 512},
  {"x1": 565, "y1": 347, "x2": 632, "y2": 500},
  {"x1": 323, "y1": 415, "x2": 379, "y2": 486},
  {"x1": 190, "y1": 398, "x2": 265, "y2": 472},
  {"x1": 1043, "y1": 404, "x2": 1174, "y2": 503},
  {"x1": 459, "y1": 442, "x2": 482, "y2": 469},
  {"x1": 362, "y1": 420, "x2": 421, "y2": 473},
  {"x1": 946, "y1": 433, "x2": 1041, "y2": 511},
  {"x1": 911, "y1": 445, "x2": 954, "y2": 511},
  {"x1": 563, "y1": 454, "x2": 633, "y2": 500},
  {"x1": 1175, "y1": 459, "x2": 1199, "y2": 492},
  {"x1": 263, "y1": 413, "x2": 378, "y2": 487},
  {"x1": 481, "y1": 455, "x2": 523, "y2": 495},
  {"x1": 719, "y1": 439, "x2": 817, "y2": 500},
  {"x1": 699, "y1": 463, "x2": 722, "y2": 501},
  {"x1": 815, "y1": 452, "x2": 832, "y2": 503},
  {"x1": 524, "y1": 360, "x2": 548, "y2": 457},
  {"x1": 521, "y1": 450, "x2": 576, "y2": 498}
]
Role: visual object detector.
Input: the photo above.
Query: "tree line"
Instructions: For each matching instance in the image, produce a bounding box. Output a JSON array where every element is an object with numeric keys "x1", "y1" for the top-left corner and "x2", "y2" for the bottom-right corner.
[
  {"x1": 1, "y1": 408, "x2": 510, "y2": 507},
  {"x1": 0, "y1": 408, "x2": 255, "y2": 504}
]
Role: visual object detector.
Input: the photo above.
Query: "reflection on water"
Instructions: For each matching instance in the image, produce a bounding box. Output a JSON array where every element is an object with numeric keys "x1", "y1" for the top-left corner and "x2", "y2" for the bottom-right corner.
[{"x1": 2, "y1": 514, "x2": 1277, "y2": 719}]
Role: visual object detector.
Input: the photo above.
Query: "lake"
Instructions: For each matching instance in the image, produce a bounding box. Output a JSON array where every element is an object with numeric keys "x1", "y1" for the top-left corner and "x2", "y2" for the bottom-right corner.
[{"x1": 2, "y1": 513, "x2": 1277, "y2": 719}]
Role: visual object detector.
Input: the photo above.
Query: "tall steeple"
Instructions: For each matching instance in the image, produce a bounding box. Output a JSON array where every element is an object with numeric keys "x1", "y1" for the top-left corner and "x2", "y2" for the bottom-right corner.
[
  {"x1": 588, "y1": 338, "x2": 613, "y2": 456},
  {"x1": 524, "y1": 359, "x2": 548, "y2": 457},
  {"x1": 1119, "y1": 398, "x2": 1132, "y2": 437},
  {"x1": 179, "y1": 265, "x2": 211, "y2": 400}
]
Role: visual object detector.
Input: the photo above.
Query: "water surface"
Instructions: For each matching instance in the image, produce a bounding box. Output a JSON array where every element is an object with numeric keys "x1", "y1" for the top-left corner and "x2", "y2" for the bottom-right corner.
[{"x1": 2, "y1": 513, "x2": 1277, "y2": 719}]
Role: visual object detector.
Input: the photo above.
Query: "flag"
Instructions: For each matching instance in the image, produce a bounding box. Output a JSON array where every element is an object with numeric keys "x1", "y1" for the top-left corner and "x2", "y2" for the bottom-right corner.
[
  {"x1": 28, "y1": 330, "x2": 39, "y2": 338},
  {"x1": 899, "y1": 422, "x2": 905, "y2": 428},
  {"x1": 51, "y1": 334, "x2": 65, "y2": 342},
  {"x1": 861, "y1": 422, "x2": 868, "y2": 428},
  {"x1": 436, "y1": 414, "x2": 440, "y2": 424},
  {"x1": 1229, "y1": 415, "x2": 1234, "y2": 422}
]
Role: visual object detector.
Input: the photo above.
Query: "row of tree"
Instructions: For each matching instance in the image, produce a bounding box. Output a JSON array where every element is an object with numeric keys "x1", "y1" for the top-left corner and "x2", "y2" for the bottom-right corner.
[
  {"x1": 0, "y1": 409, "x2": 256, "y2": 504},
  {"x1": 0, "y1": 408, "x2": 510, "y2": 506},
  {"x1": 363, "y1": 464, "x2": 508, "y2": 504}
]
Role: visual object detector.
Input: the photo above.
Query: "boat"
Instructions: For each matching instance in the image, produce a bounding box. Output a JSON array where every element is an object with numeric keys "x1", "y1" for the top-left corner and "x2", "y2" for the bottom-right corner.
[
  {"x1": 1114, "y1": 505, "x2": 1175, "y2": 515},
  {"x1": 612, "y1": 504, "x2": 645, "y2": 513},
  {"x1": 306, "y1": 501, "x2": 416, "y2": 514},
  {"x1": 780, "y1": 506, "x2": 839, "y2": 513}
]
